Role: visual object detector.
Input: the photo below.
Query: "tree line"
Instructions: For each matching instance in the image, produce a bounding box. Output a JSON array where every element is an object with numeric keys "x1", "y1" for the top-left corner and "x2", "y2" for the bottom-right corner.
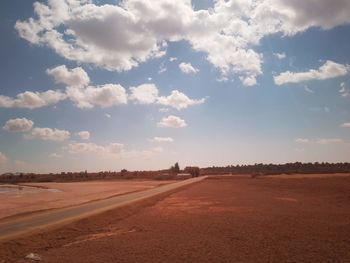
[{"x1": 200, "y1": 162, "x2": 350, "y2": 175}]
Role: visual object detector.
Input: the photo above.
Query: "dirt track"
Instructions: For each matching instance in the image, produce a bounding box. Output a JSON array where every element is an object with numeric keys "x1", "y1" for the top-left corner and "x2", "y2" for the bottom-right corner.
[
  {"x1": 0, "y1": 177, "x2": 205, "y2": 241},
  {"x1": 1, "y1": 175, "x2": 350, "y2": 262},
  {"x1": 0, "y1": 180, "x2": 176, "y2": 220}
]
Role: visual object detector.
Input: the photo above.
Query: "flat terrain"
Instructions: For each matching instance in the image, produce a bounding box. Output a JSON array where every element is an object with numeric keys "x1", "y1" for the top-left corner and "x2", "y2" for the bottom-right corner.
[
  {"x1": 0, "y1": 180, "x2": 175, "y2": 220},
  {"x1": 0, "y1": 177, "x2": 205, "y2": 240},
  {"x1": 1, "y1": 175, "x2": 350, "y2": 262}
]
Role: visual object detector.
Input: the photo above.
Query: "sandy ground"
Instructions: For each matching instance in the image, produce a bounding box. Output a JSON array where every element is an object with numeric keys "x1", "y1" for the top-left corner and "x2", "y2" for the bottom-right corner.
[
  {"x1": 0, "y1": 180, "x2": 175, "y2": 220},
  {"x1": 1, "y1": 175, "x2": 350, "y2": 262}
]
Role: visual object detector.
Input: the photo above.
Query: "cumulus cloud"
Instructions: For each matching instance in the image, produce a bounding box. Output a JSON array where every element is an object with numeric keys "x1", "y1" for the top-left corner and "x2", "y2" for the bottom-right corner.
[
  {"x1": 129, "y1": 84, "x2": 205, "y2": 110},
  {"x1": 274, "y1": 60, "x2": 350, "y2": 85},
  {"x1": 129, "y1": 84, "x2": 159, "y2": 104},
  {"x1": 157, "y1": 115, "x2": 187, "y2": 128},
  {"x1": 3, "y1": 118, "x2": 34, "y2": 132},
  {"x1": 341, "y1": 123, "x2": 350, "y2": 128},
  {"x1": 66, "y1": 142, "x2": 124, "y2": 156},
  {"x1": 0, "y1": 90, "x2": 66, "y2": 109},
  {"x1": 15, "y1": 1, "x2": 350, "y2": 86},
  {"x1": 29, "y1": 127, "x2": 70, "y2": 141},
  {"x1": 15, "y1": 0, "x2": 167, "y2": 72},
  {"x1": 274, "y1": 52, "x2": 286, "y2": 60},
  {"x1": 339, "y1": 82, "x2": 350, "y2": 97},
  {"x1": 240, "y1": 76, "x2": 257, "y2": 87},
  {"x1": 269, "y1": 0, "x2": 350, "y2": 31},
  {"x1": 179, "y1": 62, "x2": 199, "y2": 74},
  {"x1": 3, "y1": 118, "x2": 71, "y2": 142},
  {"x1": 66, "y1": 84, "x2": 127, "y2": 109},
  {"x1": 151, "y1": 137, "x2": 174, "y2": 142},
  {"x1": 157, "y1": 90, "x2": 205, "y2": 110},
  {"x1": 47, "y1": 65, "x2": 90, "y2": 87},
  {"x1": 0, "y1": 152, "x2": 8, "y2": 164},
  {"x1": 76, "y1": 131, "x2": 90, "y2": 140},
  {"x1": 295, "y1": 138, "x2": 309, "y2": 143}
]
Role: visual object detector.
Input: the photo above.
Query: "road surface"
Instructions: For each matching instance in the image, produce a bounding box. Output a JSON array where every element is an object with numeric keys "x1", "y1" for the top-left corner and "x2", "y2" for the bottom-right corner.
[{"x1": 0, "y1": 176, "x2": 206, "y2": 241}]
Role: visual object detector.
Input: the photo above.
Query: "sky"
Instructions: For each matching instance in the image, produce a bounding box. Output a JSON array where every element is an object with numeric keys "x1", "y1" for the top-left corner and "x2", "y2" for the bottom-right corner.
[{"x1": 1, "y1": 0, "x2": 350, "y2": 173}]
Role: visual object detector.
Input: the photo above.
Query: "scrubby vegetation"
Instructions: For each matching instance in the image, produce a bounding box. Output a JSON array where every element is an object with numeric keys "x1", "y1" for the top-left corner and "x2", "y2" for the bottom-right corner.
[
  {"x1": 1, "y1": 162, "x2": 349, "y2": 183},
  {"x1": 200, "y1": 162, "x2": 350, "y2": 175}
]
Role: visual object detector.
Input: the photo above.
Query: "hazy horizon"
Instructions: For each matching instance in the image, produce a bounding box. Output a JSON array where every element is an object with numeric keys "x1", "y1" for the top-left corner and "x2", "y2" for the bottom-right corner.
[{"x1": 1, "y1": 0, "x2": 350, "y2": 173}]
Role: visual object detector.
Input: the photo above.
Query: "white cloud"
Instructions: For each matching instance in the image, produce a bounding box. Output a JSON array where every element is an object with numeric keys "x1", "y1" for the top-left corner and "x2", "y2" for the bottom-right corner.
[
  {"x1": 66, "y1": 84, "x2": 127, "y2": 109},
  {"x1": 268, "y1": 0, "x2": 350, "y2": 31},
  {"x1": 274, "y1": 52, "x2": 286, "y2": 60},
  {"x1": 66, "y1": 142, "x2": 124, "y2": 156},
  {"x1": 3, "y1": 118, "x2": 34, "y2": 132},
  {"x1": 341, "y1": 123, "x2": 350, "y2": 128},
  {"x1": 151, "y1": 137, "x2": 174, "y2": 142},
  {"x1": 274, "y1": 60, "x2": 350, "y2": 85},
  {"x1": 339, "y1": 82, "x2": 350, "y2": 97},
  {"x1": 15, "y1": 1, "x2": 166, "y2": 72},
  {"x1": 0, "y1": 90, "x2": 66, "y2": 109},
  {"x1": 30, "y1": 127, "x2": 70, "y2": 141},
  {"x1": 179, "y1": 62, "x2": 199, "y2": 74},
  {"x1": 158, "y1": 61, "x2": 167, "y2": 74},
  {"x1": 105, "y1": 113, "x2": 111, "y2": 118},
  {"x1": 157, "y1": 90, "x2": 205, "y2": 110},
  {"x1": 295, "y1": 138, "x2": 344, "y2": 145},
  {"x1": 169, "y1": 57, "x2": 178, "y2": 62},
  {"x1": 159, "y1": 108, "x2": 169, "y2": 112},
  {"x1": 316, "y1": 138, "x2": 343, "y2": 145},
  {"x1": 50, "y1": 153, "x2": 61, "y2": 158},
  {"x1": 304, "y1": 85, "x2": 314, "y2": 93},
  {"x1": 130, "y1": 84, "x2": 205, "y2": 110},
  {"x1": 240, "y1": 75, "x2": 257, "y2": 87},
  {"x1": 157, "y1": 115, "x2": 187, "y2": 128},
  {"x1": 0, "y1": 152, "x2": 8, "y2": 164},
  {"x1": 295, "y1": 138, "x2": 309, "y2": 143},
  {"x1": 76, "y1": 131, "x2": 90, "y2": 140},
  {"x1": 47, "y1": 65, "x2": 90, "y2": 87},
  {"x1": 129, "y1": 84, "x2": 159, "y2": 104},
  {"x1": 15, "y1": 0, "x2": 350, "y2": 86}
]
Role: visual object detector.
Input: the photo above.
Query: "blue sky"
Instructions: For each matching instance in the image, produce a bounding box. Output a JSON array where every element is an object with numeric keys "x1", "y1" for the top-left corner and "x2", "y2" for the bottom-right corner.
[{"x1": 1, "y1": 0, "x2": 350, "y2": 173}]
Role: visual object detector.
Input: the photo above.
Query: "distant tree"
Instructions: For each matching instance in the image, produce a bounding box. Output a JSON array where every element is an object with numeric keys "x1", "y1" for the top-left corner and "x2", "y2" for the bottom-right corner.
[
  {"x1": 170, "y1": 162, "x2": 180, "y2": 175},
  {"x1": 184, "y1": 166, "x2": 200, "y2": 177},
  {"x1": 174, "y1": 162, "x2": 180, "y2": 173}
]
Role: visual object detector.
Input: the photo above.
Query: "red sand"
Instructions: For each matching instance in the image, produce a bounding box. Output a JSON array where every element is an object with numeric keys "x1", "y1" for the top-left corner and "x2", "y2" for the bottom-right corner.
[
  {"x1": 0, "y1": 180, "x2": 174, "y2": 220},
  {"x1": 1, "y1": 175, "x2": 350, "y2": 262}
]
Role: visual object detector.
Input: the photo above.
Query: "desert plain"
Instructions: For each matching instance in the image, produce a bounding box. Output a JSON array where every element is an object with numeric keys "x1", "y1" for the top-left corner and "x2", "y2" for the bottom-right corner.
[
  {"x1": 0, "y1": 180, "x2": 175, "y2": 220},
  {"x1": 1, "y1": 174, "x2": 350, "y2": 262}
]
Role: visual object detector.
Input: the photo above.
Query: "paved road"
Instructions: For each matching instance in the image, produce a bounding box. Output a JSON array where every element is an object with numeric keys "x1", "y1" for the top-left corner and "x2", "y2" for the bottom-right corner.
[{"x1": 0, "y1": 176, "x2": 207, "y2": 241}]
